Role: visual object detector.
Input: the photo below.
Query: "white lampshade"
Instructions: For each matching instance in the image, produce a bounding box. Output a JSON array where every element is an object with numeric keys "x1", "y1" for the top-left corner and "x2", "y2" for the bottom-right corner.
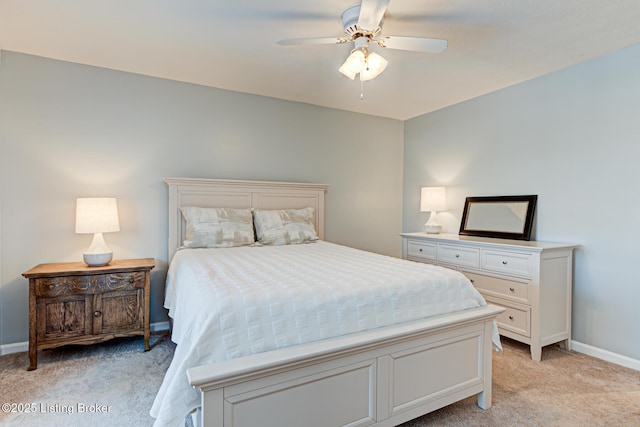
[
  {"x1": 420, "y1": 187, "x2": 447, "y2": 234},
  {"x1": 75, "y1": 198, "x2": 120, "y2": 266},
  {"x1": 420, "y1": 187, "x2": 447, "y2": 212}
]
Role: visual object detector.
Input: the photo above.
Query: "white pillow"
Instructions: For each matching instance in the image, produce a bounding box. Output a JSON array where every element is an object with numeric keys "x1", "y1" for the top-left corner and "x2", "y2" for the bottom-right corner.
[
  {"x1": 253, "y1": 207, "x2": 318, "y2": 246},
  {"x1": 181, "y1": 207, "x2": 254, "y2": 248}
]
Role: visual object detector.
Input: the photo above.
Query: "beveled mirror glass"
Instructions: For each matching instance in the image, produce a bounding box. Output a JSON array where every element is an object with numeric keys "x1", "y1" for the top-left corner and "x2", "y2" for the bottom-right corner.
[{"x1": 459, "y1": 195, "x2": 537, "y2": 240}]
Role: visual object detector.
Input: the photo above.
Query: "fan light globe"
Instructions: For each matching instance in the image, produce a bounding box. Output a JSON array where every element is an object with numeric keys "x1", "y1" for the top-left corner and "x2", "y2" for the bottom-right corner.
[{"x1": 360, "y1": 52, "x2": 388, "y2": 81}]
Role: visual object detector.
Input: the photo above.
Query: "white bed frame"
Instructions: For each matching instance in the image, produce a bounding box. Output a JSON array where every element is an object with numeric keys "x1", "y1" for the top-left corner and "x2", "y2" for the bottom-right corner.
[{"x1": 164, "y1": 177, "x2": 503, "y2": 427}]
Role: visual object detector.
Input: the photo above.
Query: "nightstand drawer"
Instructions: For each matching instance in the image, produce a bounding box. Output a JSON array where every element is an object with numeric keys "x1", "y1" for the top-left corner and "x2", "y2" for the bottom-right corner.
[
  {"x1": 464, "y1": 271, "x2": 530, "y2": 305},
  {"x1": 104, "y1": 271, "x2": 146, "y2": 291},
  {"x1": 437, "y1": 245, "x2": 480, "y2": 268},
  {"x1": 36, "y1": 275, "x2": 103, "y2": 297},
  {"x1": 407, "y1": 241, "x2": 437, "y2": 261},
  {"x1": 35, "y1": 272, "x2": 145, "y2": 297},
  {"x1": 481, "y1": 250, "x2": 532, "y2": 278}
]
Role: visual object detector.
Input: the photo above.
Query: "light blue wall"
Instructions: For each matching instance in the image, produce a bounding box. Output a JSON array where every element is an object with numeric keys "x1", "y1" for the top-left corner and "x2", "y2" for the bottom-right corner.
[
  {"x1": 403, "y1": 44, "x2": 640, "y2": 361},
  {"x1": 0, "y1": 51, "x2": 404, "y2": 346}
]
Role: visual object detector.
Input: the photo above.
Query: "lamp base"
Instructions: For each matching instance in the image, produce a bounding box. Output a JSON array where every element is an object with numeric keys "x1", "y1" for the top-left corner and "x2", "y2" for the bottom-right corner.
[
  {"x1": 83, "y1": 251, "x2": 113, "y2": 267},
  {"x1": 424, "y1": 224, "x2": 442, "y2": 234},
  {"x1": 82, "y1": 233, "x2": 113, "y2": 266},
  {"x1": 424, "y1": 212, "x2": 442, "y2": 234}
]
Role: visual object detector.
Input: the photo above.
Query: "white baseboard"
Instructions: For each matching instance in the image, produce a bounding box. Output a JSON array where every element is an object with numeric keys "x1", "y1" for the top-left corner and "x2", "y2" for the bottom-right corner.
[
  {"x1": 571, "y1": 340, "x2": 640, "y2": 371},
  {"x1": 0, "y1": 341, "x2": 28, "y2": 356},
  {"x1": 151, "y1": 321, "x2": 171, "y2": 333},
  {"x1": 0, "y1": 321, "x2": 171, "y2": 356}
]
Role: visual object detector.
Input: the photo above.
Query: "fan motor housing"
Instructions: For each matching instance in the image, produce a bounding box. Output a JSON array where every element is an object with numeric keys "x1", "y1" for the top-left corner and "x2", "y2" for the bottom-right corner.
[{"x1": 342, "y1": 5, "x2": 382, "y2": 38}]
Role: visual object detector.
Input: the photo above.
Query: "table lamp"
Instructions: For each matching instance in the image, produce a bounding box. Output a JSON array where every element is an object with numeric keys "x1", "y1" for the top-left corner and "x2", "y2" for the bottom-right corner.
[
  {"x1": 420, "y1": 187, "x2": 447, "y2": 234},
  {"x1": 75, "y1": 198, "x2": 120, "y2": 266}
]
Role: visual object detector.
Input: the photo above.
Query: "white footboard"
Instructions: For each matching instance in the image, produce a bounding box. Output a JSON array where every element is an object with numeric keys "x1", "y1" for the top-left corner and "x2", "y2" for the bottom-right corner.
[{"x1": 188, "y1": 305, "x2": 503, "y2": 427}]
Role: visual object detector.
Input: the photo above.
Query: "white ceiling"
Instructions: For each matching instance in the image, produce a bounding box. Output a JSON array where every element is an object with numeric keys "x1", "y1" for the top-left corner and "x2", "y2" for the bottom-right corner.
[{"x1": 2, "y1": 0, "x2": 640, "y2": 120}]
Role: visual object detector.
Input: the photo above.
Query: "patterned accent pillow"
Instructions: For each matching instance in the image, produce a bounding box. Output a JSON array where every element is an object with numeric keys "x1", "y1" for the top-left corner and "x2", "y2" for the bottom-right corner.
[
  {"x1": 180, "y1": 207, "x2": 255, "y2": 248},
  {"x1": 253, "y1": 207, "x2": 318, "y2": 245}
]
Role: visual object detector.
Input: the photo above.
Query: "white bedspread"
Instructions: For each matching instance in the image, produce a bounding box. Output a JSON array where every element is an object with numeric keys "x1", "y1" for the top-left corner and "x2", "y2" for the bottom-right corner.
[{"x1": 150, "y1": 241, "x2": 495, "y2": 427}]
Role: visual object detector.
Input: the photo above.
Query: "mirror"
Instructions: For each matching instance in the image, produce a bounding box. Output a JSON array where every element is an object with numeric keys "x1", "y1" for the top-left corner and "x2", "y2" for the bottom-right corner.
[{"x1": 459, "y1": 195, "x2": 537, "y2": 240}]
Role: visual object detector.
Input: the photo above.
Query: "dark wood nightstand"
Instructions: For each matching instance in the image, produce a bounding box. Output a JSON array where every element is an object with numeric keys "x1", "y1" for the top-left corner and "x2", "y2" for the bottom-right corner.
[{"x1": 22, "y1": 258, "x2": 155, "y2": 370}]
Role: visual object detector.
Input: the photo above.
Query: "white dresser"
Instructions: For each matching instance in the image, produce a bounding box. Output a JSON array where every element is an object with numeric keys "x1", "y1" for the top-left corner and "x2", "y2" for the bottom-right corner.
[{"x1": 401, "y1": 232, "x2": 578, "y2": 361}]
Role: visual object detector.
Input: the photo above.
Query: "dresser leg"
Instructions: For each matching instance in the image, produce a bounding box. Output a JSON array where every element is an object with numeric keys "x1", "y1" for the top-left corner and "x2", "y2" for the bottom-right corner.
[
  {"x1": 530, "y1": 345, "x2": 542, "y2": 362},
  {"x1": 558, "y1": 339, "x2": 571, "y2": 351}
]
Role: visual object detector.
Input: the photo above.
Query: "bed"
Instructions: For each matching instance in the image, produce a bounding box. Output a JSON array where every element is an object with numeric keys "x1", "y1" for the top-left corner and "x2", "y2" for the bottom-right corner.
[{"x1": 151, "y1": 177, "x2": 503, "y2": 427}]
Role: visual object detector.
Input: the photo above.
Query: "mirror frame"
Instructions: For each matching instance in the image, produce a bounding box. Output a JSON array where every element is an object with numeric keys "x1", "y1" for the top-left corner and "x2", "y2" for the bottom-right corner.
[{"x1": 459, "y1": 195, "x2": 537, "y2": 241}]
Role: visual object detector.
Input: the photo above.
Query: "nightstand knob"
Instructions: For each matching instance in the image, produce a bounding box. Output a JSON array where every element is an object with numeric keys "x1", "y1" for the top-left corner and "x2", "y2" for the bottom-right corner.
[
  {"x1": 502, "y1": 260, "x2": 508, "y2": 265},
  {"x1": 455, "y1": 254, "x2": 460, "y2": 258},
  {"x1": 49, "y1": 284, "x2": 55, "y2": 290},
  {"x1": 418, "y1": 248, "x2": 423, "y2": 252},
  {"x1": 129, "y1": 277, "x2": 135, "y2": 283},
  {"x1": 94, "y1": 311, "x2": 102, "y2": 317}
]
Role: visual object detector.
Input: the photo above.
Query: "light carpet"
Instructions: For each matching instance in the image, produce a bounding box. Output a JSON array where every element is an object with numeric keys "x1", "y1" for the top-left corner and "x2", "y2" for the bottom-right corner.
[{"x1": 0, "y1": 334, "x2": 638, "y2": 426}]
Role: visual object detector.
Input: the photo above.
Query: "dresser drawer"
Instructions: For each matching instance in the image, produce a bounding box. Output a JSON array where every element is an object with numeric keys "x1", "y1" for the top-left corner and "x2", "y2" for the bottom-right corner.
[
  {"x1": 464, "y1": 271, "x2": 530, "y2": 305},
  {"x1": 481, "y1": 250, "x2": 532, "y2": 278},
  {"x1": 484, "y1": 296, "x2": 530, "y2": 337},
  {"x1": 437, "y1": 245, "x2": 480, "y2": 268},
  {"x1": 407, "y1": 240, "x2": 437, "y2": 261},
  {"x1": 35, "y1": 272, "x2": 144, "y2": 297}
]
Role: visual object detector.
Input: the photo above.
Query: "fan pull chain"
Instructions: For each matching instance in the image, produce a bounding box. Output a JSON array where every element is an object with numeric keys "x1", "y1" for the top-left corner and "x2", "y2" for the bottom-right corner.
[{"x1": 360, "y1": 80, "x2": 365, "y2": 100}]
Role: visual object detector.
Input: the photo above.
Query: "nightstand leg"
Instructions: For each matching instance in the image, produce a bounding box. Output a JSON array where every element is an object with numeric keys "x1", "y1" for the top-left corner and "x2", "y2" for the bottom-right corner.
[
  {"x1": 28, "y1": 280, "x2": 37, "y2": 371},
  {"x1": 28, "y1": 346, "x2": 37, "y2": 371}
]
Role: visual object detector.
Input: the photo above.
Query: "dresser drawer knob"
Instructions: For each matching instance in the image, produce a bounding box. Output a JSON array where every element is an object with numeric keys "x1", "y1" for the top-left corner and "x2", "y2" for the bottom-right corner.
[
  {"x1": 502, "y1": 260, "x2": 508, "y2": 265},
  {"x1": 455, "y1": 254, "x2": 460, "y2": 258},
  {"x1": 49, "y1": 284, "x2": 55, "y2": 290},
  {"x1": 508, "y1": 315, "x2": 514, "y2": 320},
  {"x1": 94, "y1": 311, "x2": 102, "y2": 317},
  {"x1": 509, "y1": 287, "x2": 515, "y2": 292},
  {"x1": 129, "y1": 277, "x2": 135, "y2": 283},
  {"x1": 418, "y1": 248, "x2": 423, "y2": 252},
  {"x1": 470, "y1": 279, "x2": 475, "y2": 284}
]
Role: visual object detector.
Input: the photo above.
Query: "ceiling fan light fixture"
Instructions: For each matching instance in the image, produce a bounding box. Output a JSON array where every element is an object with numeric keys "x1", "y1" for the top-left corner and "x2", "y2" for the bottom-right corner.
[
  {"x1": 360, "y1": 51, "x2": 388, "y2": 81},
  {"x1": 338, "y1": 62, "x2": 357, "y2": 80},
  {"x1": 342, "y1": 49, "x2": 366, "y2": 73}
]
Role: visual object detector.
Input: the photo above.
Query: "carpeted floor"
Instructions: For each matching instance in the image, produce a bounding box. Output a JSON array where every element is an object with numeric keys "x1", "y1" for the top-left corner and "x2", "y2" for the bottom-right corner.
[{"x1": 0, "y1": 334, "x2": 638, "y2": 426}]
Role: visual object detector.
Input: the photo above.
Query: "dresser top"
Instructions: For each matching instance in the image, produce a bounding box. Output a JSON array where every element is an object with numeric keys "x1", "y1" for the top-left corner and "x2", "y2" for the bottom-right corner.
[{"x1": 401, "y1": 232, "x2": 578, "y2": 251}]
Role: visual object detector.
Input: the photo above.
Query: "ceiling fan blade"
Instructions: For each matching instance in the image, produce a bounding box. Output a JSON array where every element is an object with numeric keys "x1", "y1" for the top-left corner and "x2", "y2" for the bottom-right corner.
[
  {"x1": 278, "y1": 37, "x2": 349, "y2": 46},
  {"x1": 377, "y1": 36, "x2": 448, "y2": 53},
  {"x1": 357, "y1": 0, "x2": 390, "y2": 31}
]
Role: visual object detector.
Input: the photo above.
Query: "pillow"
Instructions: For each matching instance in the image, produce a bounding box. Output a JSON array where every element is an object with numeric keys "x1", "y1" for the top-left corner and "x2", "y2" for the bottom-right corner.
[
  {"x1": 180, "y1": 207, "x2": 254, "y2": 248},
  {"x1": 253, "y1": 207, "x2": 318, "y2": 246}
]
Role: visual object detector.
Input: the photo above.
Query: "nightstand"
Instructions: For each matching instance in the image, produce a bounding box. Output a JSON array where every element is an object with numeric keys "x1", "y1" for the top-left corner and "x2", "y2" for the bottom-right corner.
[{"x1": 22, "y1": 258, "x2": 155, "y2": 370}]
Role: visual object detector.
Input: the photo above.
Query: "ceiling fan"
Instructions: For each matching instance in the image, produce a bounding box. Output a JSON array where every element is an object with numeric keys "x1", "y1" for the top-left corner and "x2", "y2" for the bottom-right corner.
[{"x1": 278, "y1": 0, "x2": 447, "y2": 89}]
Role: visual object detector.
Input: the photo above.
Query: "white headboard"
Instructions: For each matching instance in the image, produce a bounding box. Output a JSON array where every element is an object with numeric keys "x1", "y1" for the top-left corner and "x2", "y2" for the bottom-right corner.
[{"x1": 163, "y1": 178, "x2": 329, "y2": 261}]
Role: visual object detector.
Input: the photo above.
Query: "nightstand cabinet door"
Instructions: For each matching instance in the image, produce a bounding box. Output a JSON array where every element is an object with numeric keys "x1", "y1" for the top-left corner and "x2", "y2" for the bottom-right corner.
[
  {"x1": 36, "y1": 295, "x2": 92, "y2": 342},
  {"x1": 94, "y1": 289, "x2": 144, "y2": 334}
]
